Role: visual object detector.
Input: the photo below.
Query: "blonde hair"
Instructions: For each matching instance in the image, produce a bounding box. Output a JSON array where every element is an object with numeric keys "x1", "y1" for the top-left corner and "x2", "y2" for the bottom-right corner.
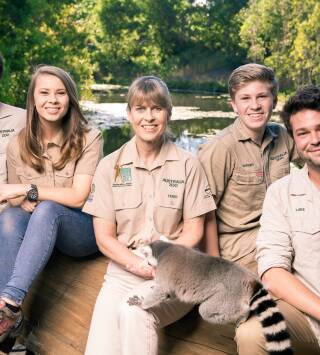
[
  {"x1": 126, "y1": 76, "x2": 172, "y2": 118},
  {"x1": 19, "y1": 65, "x2": 88, "y2": 173},
  {"x1": 228, "y1": 63, "x2": 278, "y2": 104}
]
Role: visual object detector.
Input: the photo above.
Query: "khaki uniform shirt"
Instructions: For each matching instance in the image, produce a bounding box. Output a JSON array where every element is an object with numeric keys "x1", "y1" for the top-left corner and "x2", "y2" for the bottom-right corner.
[
  {"x1": 7, "y1": 128, "x2": 103, "y2": 187},
  {"x1": 83, "y1": 136, "x2": 216, "y2": 247},
  {"x1": 257, "y1": 166, "x2": 320, "y2": 344},
  {"x1": 0, "y1": 103, "x2": 26, "y2": 212},
  {"x1": 0, "y1": 103, "x2": 26, "y2": 183},
  {"x1": 198, "y1": 118, "x2": 296, "y2": 262}
]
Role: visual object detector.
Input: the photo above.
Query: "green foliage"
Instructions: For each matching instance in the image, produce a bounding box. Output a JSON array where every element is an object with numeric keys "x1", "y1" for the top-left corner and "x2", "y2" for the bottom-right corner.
[
  {"x1": 102, "y1": 124, "x2": 132, "y2": 155},
  {"x1": 0, "y1": 0, "x2": 98, "y2": 106},
  {"x1": 2, "y1": 0, "x2": 318, "y2": 106},
  {"x1": 97, "y1": 0, "x2": 247, "y2": 82},
  {"x1": 239, "y1": 0, "x2": 320, "y2": 88}
]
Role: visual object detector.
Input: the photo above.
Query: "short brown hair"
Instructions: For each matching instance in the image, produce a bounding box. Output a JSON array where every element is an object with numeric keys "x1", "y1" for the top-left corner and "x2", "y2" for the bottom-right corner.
[
  {"x1": 126, "y1": 76, "x2": 172, "y2": 118},
  {"x1": 228, "y1": 63, "x2": 278, "y2": 103}
]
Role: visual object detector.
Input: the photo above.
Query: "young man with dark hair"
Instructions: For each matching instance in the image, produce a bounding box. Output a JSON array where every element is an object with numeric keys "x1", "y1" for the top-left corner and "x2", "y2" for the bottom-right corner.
[
  {"x1": 0, "y1": 53, "x2": 26, "y2": 212},
  {"x1": 198, "y1": 63, "x2": 297, "y2": 273},
  {"x1": 236, "y1": 85, "x2": 320, "y2": 354}
]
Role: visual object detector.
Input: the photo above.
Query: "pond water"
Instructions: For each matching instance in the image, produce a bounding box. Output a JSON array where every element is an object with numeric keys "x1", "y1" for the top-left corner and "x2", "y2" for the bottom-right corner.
[{"x1": 81, "y1": 85, "x2": 237, "y2": 155}]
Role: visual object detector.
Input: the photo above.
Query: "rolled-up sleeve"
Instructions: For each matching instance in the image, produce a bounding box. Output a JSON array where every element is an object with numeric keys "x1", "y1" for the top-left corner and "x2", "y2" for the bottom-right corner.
[
  {"x1": 74, "y1": 129, "x2": 103, "y2": 176},
  {"x1": 82, "y1": 157, "x2": 115, "y2": 222},
  {"x1": 183, "y1": 157, "x2": 216, "y2": 220},
  {"x1": 198, "y1": 139, "x2": 233, "y2": 205},
  {"x1": 6, "y1": 136, "x2": 21, "y2": 184},
  {"x1": 256, "y1": 181, "x2": 294, "y2": 277}
]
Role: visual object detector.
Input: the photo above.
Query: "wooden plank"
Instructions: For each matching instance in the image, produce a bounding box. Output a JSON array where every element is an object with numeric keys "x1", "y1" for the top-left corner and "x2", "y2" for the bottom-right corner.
[{"x1": 18, "y1": 252, "x2": 237, "y2": 355}]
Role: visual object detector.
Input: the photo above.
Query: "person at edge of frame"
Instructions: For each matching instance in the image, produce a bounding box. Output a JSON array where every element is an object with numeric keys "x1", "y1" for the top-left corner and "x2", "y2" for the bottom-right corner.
[
  {"x1": 83, "y1": 75, "x2": 216, "y2": 355},
  {"x1": 236, "y1": 85, "x2": 320, "y2": 354},
  {"x1": 198, "y1": 63, "x2": 299, "y2": 274},
  {"x1": 0, "y1": 52, "x2": 26, "y2": 213},
  {"x1": 0, "y1": 65, "x2": 103, "y2": 343}
]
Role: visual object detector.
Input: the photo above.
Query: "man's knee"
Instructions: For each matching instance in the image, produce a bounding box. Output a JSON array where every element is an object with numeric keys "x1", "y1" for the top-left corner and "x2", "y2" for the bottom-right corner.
[{"x1": 235, "y1": 316, "x2": 266, "y2": 355}]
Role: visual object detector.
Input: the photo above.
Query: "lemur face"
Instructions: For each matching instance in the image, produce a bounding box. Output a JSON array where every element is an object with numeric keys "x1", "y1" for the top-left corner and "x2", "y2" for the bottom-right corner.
[{"x1": 136, "y1": 245, "x2": 158, "y2": 267}]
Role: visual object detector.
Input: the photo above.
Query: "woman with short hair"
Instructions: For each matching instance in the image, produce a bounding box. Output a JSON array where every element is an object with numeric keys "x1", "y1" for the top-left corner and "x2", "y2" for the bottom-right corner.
[{"x1": 83, "y1": 76, "x2": 216, "y2": 355}]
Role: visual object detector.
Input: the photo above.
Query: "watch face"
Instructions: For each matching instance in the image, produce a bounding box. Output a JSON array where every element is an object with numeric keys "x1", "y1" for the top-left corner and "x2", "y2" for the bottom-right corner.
[
  {"x1": 29, "y1": 191, "x2": 37, "y2": 201},
  {"x1": 27, "y1": 185, "x2": 38, "y2": 202}
]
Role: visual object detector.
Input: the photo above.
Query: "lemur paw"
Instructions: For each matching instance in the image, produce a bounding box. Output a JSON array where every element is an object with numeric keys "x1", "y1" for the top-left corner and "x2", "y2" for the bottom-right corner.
[{"x1": 127, "y1": 295, "x2": 143, "y2": 306}]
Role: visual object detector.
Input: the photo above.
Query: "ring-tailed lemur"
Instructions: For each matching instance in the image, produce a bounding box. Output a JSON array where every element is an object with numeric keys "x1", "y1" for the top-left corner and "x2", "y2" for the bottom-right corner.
[{"x1": 129, "y1": 241, "x2": 293, "y2": 355}]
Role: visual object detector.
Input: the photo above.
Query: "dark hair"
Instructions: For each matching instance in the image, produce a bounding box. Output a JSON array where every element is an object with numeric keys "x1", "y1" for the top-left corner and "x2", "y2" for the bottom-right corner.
[
  {"x1": 0, "y1": 53, "x2": 3, "y2": 79},
  {"x1": 280, "y1": 85, "x2": 320, "y2": 137},
  {"x1": 228, "y1": 63, "x2": 278, "y2": 105}
]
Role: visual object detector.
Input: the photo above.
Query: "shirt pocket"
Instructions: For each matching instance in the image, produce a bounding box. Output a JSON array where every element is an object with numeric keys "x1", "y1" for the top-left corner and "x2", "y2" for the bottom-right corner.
[
  {"x1": 113, "y1": 187, "x2": 142, "y2": 210},
  {"x1": 290, "y1": 218, "x2": 320, "y2": 236},
  {"x1": 288, "y1": 217, "x2": 320, "y2": 269},
  {"x1": 16, "y1": 166, "x2": 44, "y2": 184},
  {"x1": 233, "y1": 171, "x2": 264, "y2": 185},
  {"x1": 228, "y1": 170, "x2": 264, "y2": 209},
  {"x1": 155, "y1": 187, "x2": 184, "y2": 210},
  {"x1": 113, "y1": 187, "x2": 143, "y2": 232},
  {"x1": 54, "y1": 161, "x2": 75, "y2": 187}
]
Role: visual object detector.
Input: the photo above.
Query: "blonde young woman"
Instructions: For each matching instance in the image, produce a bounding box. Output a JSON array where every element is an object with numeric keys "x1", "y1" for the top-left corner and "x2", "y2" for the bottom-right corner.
[
  {"x1": 83, "y1": 76, "x2": 216, "y2": 355},
  {"x1": 0, "y1": 65, "x2": 103, "y2": 341}
]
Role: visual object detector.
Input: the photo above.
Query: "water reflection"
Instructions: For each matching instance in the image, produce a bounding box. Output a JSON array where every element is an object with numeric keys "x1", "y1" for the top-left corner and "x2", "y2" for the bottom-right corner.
[{"x1": 83, "y1": 88, "x2": 235, "y2": 155}]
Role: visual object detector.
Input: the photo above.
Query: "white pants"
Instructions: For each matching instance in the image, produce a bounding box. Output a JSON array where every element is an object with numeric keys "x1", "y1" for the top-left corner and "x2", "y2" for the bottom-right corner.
[{"x1": 85, "y1": 261, "x2": 193, "y2": 355}]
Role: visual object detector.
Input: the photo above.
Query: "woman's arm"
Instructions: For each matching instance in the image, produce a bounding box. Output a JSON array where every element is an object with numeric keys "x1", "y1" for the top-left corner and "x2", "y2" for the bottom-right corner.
[
  {"x1": 172, "y1": 214, "x2": 205, "y2": 248},
  {"x1": 200, "y1": 211, "x2": 220, "y2": 256},
  {"x1": 93, "y1": 217, "x2": 154, "y2": 279},
  {"x1": 0, "y1": 174, "x2": 93, "y2": 208}
]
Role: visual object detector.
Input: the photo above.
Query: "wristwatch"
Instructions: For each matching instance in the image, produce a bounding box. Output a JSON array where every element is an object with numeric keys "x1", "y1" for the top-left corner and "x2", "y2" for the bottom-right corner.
[{"x1": 27, "y1": 184, "x2": 38, "y2": 202}]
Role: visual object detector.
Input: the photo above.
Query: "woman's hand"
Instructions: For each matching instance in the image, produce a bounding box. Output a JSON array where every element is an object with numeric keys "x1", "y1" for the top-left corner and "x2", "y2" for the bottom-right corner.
[
  {"x1": 125, "y1": 260, "x2": 155, "y2": 279},
  {"x1": 20, "y1": 199, "x2": 38, "y2": 213},
  {"x1": 0, "y1": 184, "x2": 28, "y2": 203}
]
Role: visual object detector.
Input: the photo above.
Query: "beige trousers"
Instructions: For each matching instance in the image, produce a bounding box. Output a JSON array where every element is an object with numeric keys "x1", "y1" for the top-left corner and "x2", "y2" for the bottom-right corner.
[
  {"x1": 85, "y1": 261, "x2": 193, "y2": 355},
  {"x1": 235, "y1": 249, "x2": 258, "y2": 275},
  {"x1": 230, "y1": 251, "x2": 320, "y2": 354}
]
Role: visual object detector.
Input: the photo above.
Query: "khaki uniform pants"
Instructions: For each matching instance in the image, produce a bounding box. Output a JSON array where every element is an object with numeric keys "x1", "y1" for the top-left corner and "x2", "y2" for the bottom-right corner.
[
  {"x1": 85, "y1": 261, "x2": 193, "y2": 355},
  {"x1": 236, "y1": 300, "x2": 320, "y2": 354},
  {"x1": 230, "y1": 251, "x2": 320, "y2": 354}
]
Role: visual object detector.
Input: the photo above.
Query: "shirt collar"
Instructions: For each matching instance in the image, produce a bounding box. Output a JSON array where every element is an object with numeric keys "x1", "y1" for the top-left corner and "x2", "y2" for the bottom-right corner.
[
  {"x1": 45, "y1": 131, "x2": 64, "y2": 148},
  {"x1": 119, "y1": 135, "x2": 179, "y2": 169},
  {"x1": 232, "y1": 118, "x2": 278, "y2": 145}
]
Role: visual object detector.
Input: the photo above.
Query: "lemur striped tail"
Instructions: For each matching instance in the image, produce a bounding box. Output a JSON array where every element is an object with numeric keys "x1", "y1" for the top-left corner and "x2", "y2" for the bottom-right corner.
[{"x1": 250, "y1": 282, "x2": 293, "y2": 355}]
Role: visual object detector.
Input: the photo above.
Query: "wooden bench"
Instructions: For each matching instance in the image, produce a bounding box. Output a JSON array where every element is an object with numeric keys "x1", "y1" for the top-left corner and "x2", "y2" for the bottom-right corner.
[{"x1": 8, "y1": 252, "x2": 237, "y2": 355}]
